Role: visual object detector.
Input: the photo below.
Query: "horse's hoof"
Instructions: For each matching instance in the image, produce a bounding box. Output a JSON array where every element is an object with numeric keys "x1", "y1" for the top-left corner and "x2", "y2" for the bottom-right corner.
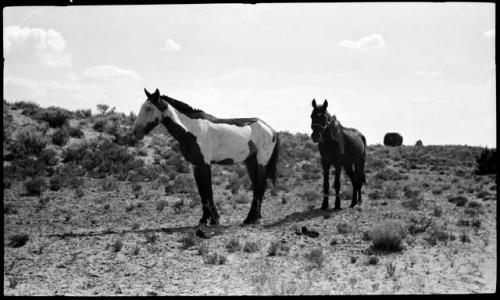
[
  {"x1": 198, "y1": 219, "x2": 208, "y2": 226},
  {"x1": 320, "y1": 205, "x2": 329, "y2": 211},
  {"x1": 349, "y1": 204, "x2": 357, "y2": 208},
  {"x1": 333, "y1": 206, "x2": 342, "y2": 211},
  {"x1": 241, "y1": 218, "x2": 259, "y2": 226}
]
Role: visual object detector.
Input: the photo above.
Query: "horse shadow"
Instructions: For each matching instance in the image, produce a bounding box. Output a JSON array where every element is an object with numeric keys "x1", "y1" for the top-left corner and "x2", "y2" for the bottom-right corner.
[{"x1": 263, "y1": 207, "x2": 341, "y2": 229}]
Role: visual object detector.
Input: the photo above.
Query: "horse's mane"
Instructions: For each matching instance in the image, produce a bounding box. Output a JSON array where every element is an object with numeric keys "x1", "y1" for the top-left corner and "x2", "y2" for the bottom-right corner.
[{"x1": 160, "y1": 95, "x2": 206, "y2": 118}]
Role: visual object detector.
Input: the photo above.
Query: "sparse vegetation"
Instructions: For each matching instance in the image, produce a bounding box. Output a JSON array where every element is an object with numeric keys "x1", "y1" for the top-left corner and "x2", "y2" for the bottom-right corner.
[
  {"x1": 24, "y1": 177, "x2": 47, "y2": 196},
  {"x1": 304, "y1": 247, "x2": 325, "y2": 268},
  {"x1": 243, "y1": 240, "x2": 260, "y2": 253},
  {"x1": 369, "y1": 221, "x2": 406, "y2": 252},
  {"x1": 226, "y1": 237, "x2": 242, "y2": 253}
]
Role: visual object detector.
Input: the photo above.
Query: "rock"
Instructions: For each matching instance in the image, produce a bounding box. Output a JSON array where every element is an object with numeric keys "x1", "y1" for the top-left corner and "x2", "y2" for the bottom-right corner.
[{"x1": 383, "y1": 132, "x2": 403, "y2": 146}]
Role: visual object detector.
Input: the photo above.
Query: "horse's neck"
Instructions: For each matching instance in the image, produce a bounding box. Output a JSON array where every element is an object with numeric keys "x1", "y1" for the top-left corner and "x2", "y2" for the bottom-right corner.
[{"x1": 161, "y1": 105, "x2": 203, "y2": 144}]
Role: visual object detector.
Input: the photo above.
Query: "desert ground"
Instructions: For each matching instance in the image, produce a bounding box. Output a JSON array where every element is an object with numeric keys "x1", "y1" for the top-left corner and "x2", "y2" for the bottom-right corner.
[{"x1": 3, "y1": 101, "x2": 497, "y2": 295}]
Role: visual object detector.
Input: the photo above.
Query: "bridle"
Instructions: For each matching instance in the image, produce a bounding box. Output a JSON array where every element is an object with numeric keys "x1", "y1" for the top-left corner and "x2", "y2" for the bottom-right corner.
[{"x1": 312, "y1": 115, "x2": 332, "y2": 135}]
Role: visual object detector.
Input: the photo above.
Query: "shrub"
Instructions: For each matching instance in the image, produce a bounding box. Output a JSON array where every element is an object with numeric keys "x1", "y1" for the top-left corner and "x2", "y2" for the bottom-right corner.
[
  {"x1": 408, "y1": 216, "x2": 433, "y2": 234},
  {"x1": 368, "y1": 256, "x2": 379, "y2": 265},
  {"x1": 386, "y1": 262, "x2": 396, "y2": 277},
  {"x1": 226, "y1": 237, "x2": 241, "y2": 253},
  {"x1": 432, "y1": 206, "x2": 443, "y2": 217},
  {"x1": 97, "y1": 104, "x2": 109, "y2": 115},
  {"x1": 197, "y1": 241, "x2": 210, "y2": 256},
  {"x1": 92, "y1": 118, "x2": 107, "y2": 132},
  {"x1": 401, "y1": 194, "x2": 424, "y2": 210},
  {"x1": 337, "y1": 222, "x2": 350, "y2": 234},
  {"x1": 448, "y1": 195, "x2": 468, "y2": 207},
  {"x1": 374, "y1": 167, "x2": 404, "y2": 181},
  {"x1": 68, "y1": 127, "x2": 84, "y2": 138},
  {"x1": 52, "y1": 128, "x2": 69, "y2": 146},
  {"x1": 7, "y1": 233, "x2": 29, "y2": 248},
  {"x1": 37, "y1": 108, "x2": 71, "y2": 128},
  {"x1": 144, "y1": 232, "x2": 157, "y2": 244},
  {"x1": 156, "y1": 200, "x2": 168, "y2": 211},
  {"x1": 383, "y1": 182, "x2": 398, "y2": 199},
  {"x1": 304, "y1": 247, "x2": 324, "y2": 268},
  {"x1": 243, "y1": 240, "x2": 260, "y2": 253},
  {"x1": 24, "y1": 177, "x2": 47, "y2": 196},
  {"x1": 460, "y1": 232, "x2": 471, "y2": 243},
  {"x1": 74, "y1": 109, "x2": 92, "y2": 119},
  {"x1": 14, "y1": 100, "x2": 40, "y2": 116},
  {"x1": 111, "y1": 239, "x2": 123, "y2": 252},
  {"x1": 12, "y1": 131, "x2": 47, "y2": 157},
  {"x1": 179, "y1": 232, "x2": 197, "y2": 250},
  {"x1": 383, "y1": 132, "x2": 403, "y2": 146},
  {"x1": 204, "y1": 252, "x2": 227, "y2": 265},
  {"x1": 425, "y1": 225, "x2": 451, "y2": 246},
  {"x1": 267, "y1": 240, "x2": 290, "y2": 256},
  {"x1": 369, "y1": 221, "x2": 406, "y2": 252},
  {"x1": 475, "y1": 148, "x2": 496, "y2": 175},
  {"x1": 4, "y1": 203, "x2": 18, "y2": 214},
  {"x1": 39, "y1": 148, "x2": 58, "y2": 166}
]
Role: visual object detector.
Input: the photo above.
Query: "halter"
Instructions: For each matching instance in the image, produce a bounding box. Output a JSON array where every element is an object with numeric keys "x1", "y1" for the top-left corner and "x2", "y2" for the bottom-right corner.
[{"x1": 312, "y1": 117, "x2": 331, "y2": 134}]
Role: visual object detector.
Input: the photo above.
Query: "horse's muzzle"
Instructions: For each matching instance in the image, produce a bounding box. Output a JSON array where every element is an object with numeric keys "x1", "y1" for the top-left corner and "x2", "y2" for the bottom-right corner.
[{"x1": 311, "y1": 133, "x2": 323, "y2": 143}]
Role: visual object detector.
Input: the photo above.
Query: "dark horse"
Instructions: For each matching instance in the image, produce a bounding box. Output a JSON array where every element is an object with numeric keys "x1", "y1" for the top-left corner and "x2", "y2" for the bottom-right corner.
[
  {"x1": 310, "y1": 99, "x2": 366, "y2": 210},
  {"x1": 132, "y1": 89, "x2": 280, "y2": 225}
]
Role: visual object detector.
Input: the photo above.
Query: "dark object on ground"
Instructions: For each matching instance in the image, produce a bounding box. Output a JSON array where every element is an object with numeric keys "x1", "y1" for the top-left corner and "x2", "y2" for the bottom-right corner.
[
  {"x1": 195, "y1": 228, "x2": 208, "y2": 239},
  {"x1": 415, "y1": 140, "x2": 423, "y2": 146},
  {"x1": 475, "y1": 148, "x2": 496, "y2": 175},
  {"x1": 8, "y1": 233, "x2": 29, "y2": 248},
  {"x1": 295, "y1": 226, "x2": 319, "y2": 238},
  {"x1": 383, "y1": 133, "x2": 403, "y2": 146}
]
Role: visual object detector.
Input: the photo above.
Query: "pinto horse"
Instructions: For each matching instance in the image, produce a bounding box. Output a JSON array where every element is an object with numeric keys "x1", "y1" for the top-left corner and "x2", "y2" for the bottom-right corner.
[
  {"x1": 132, "y1": 88, "x2": 280, "y2": 225},
  {"x1": 310, "y1": 99, "x2": 366, "y2": 210}
]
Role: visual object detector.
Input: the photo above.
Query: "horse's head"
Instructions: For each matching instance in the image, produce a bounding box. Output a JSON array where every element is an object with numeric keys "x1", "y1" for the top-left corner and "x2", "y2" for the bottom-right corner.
[
  {"x1": 132, "y1": 88, "x2": 167, "y2": 140},
  {"x1": 310, "y1": 99, "x2": 331, "y2": 143}
]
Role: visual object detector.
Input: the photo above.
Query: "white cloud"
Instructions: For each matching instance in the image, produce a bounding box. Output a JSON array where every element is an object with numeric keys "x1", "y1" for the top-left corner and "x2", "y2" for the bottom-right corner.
[
  {"x1": 3, "y1": 25, "x2": 72, "y2": 67},
  {"x1": 163, "y1": 38, "x2": 181, "y2": 51},
  {"x1": 339, "y1": 33, "x2": 386, "y2": 50},
  {"x1": 5, "y1": 76, "x2": 80, "y2": 93},
  {"x1": 484, "y1": 28, "x2": 495, "y2": 38},
  {"x1": 73, "y1": 65, "x2": 140, "y2": 81}
]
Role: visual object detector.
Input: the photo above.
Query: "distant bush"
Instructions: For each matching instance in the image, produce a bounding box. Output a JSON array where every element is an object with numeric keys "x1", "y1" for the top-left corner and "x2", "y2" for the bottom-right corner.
[
  {"x1": 475, "y1": 148, "x2": 496, "y2": 175},
  {"x1": 92, "y1": 118, "x2": 107, "y2": 132},
  {"x1": 11, "y1": 131, "x2": 47, "y2": 158},
  {"x1": 267, "y1": 240, "x2": 290, "y2": 256},
  {"x1": 52, "y1": 128, "x2": 69, "y2": 146},
  {"x1": 415, "y1": 140, "x2": 423, "y2": 146},
  {"x1": 197, "y1": 241, "x2": 210, "y2": 256},
  {"x1": 401, "y1": 193, "x2": 424, "y2": 210},
  {"x1": 424, "y1": 225, "x2": 452, "y2": 246},
  {"x1": 74, "y1": 109, "x2": 92, "y2": 119},
  {"x1": 37, "y1": 108, "x2": 71, "y2": 128},
  {"x1": 49, "y1": 175, "x2": 63, "y2": 191},
  {"x1": 24, "y1": 177, "x2": 47, "y2": 196},
  {"x1": 407, "y1": 216, "x2": 433, "y2": 235},
  {"x1": 369, "y1": 221, "x2": 406, "y2": 252},
  {"x1": 68, "y1": 127, "x2": 84, "y2": 138},
  {"x1": 39, "y1": 148, "x2": 58, "y2": 166},
  {"x1": 383, "y1": 132, "x2": 403, "y2": 147}
]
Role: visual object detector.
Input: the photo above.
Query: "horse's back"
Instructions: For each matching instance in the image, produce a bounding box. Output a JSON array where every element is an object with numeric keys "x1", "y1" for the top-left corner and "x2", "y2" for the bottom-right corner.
[{"x1": 343, "y1": 127, "x2": 366, "y2": 162}]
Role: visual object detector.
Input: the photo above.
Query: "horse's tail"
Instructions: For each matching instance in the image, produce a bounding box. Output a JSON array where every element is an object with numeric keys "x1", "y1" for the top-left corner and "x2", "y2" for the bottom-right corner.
[
  {"x1": 361, "y1": 134, "x2": 367, "y2": 184},
  {"x1": 265, "y1": 133, "x2": 280, "y2": 186}
]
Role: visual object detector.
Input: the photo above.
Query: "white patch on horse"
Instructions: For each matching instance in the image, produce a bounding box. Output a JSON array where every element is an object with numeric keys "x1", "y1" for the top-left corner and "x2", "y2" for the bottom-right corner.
[{"x1": 165, "y1": 105, "x2": 275, "y2": 165}]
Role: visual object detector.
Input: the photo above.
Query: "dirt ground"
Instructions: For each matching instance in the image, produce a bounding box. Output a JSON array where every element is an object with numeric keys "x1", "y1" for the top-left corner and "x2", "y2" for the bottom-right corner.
[{"x1": 3, "y1": 163, "x2": 496, "y2": 295}]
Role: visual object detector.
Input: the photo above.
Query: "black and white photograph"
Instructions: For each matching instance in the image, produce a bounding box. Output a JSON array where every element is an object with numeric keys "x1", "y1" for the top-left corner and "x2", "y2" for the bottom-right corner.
[{"x1": 3, "y1": 1, "x2": 496, "y2": 295}]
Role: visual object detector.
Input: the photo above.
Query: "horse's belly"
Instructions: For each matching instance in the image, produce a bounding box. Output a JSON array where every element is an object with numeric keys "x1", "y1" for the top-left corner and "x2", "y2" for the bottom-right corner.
[{"x1": 202, "y1": 124, "x2": 252, "y2": 163}]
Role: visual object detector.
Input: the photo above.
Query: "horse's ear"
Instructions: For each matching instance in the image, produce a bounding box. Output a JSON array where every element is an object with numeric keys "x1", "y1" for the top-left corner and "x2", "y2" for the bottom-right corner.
[
  {"x1": 312, "y1": 99, "x2": 317, "y2": 108},
  {"x1": 153, "y1": 89, "x2": 160, "y2": 98},
  {"x1": 144, "y1": 88, "x2": 152, "y2": 99},
  {"x1": 323, "y1": 99, "x2": 328, "y2": 109}
]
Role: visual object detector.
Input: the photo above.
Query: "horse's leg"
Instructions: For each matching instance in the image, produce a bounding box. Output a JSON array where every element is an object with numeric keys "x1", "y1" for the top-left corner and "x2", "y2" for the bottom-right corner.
[
  {"x1": 193, "y1": 164, "x2": 210, "y2": 225},
  {"x1": 344, "y1": 165, "x2": 359, "y2": 208},
  {"x1": 356, "y1": 160, "x2": 365, "y2": 205},
  {"x1": 256, "y1": 164, "x2": 267, "y2": 219},
  {"x1": 243, "y1": 155, "x2": 260, "y2": 225},
  {"x1": 321, "y1": 161, "x2": 331, "y2": 210},
  {"x1": 333, "y1": 162, "x2": 342, "y2": 210},
  {"x1": 194, "y1": 163, "x2": 219, "y2": 225}
]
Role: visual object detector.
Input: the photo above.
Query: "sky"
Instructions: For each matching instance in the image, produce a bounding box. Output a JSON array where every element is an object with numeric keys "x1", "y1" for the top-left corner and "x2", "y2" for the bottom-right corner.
[{"x1": 3, "y1": 3, "x2": 496, "y2": 147}]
